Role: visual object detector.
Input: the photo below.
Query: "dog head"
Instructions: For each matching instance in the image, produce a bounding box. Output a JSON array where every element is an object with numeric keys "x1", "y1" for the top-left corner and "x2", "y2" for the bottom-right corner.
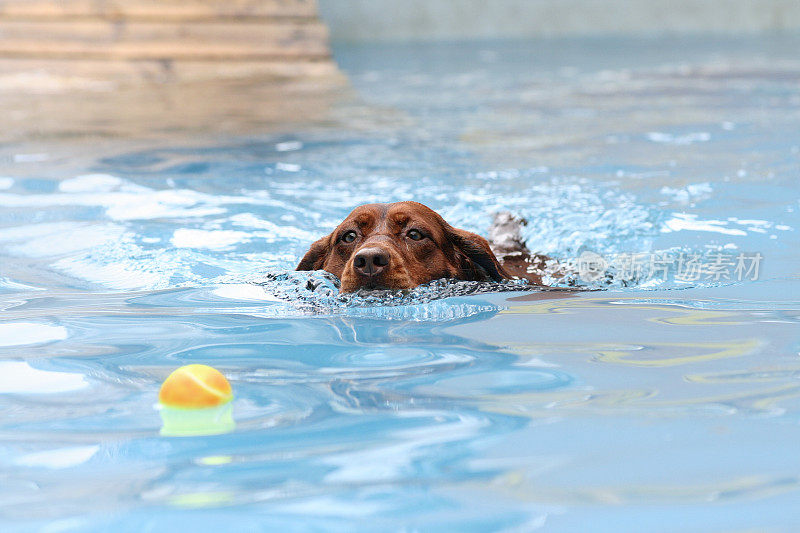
[{"x1": 296, "y1": 201, "x2": 510, "y2": 292}]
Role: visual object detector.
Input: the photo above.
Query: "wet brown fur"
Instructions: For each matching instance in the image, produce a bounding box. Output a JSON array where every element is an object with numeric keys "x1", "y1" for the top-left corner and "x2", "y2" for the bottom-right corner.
[{"x1": 296, "y1": 201, "x2": 517, "y2": 292}]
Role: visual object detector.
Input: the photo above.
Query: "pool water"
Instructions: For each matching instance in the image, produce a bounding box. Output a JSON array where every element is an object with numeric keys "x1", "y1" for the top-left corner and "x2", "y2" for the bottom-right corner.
[{"x1": 1, "y1": 36, "x2": 800, "y2": 531}]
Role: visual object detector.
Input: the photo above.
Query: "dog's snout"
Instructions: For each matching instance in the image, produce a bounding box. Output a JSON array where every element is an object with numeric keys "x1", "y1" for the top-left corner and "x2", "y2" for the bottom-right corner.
[{"x1": 353, "y1": 247, "x2": 390, "y2": 277}]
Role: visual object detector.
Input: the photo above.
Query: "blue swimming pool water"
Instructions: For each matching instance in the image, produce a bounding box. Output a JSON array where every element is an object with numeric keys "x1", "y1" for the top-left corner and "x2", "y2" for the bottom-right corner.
[{"x1": 1, "y1": 36, "x2": 800, "y2": 531}]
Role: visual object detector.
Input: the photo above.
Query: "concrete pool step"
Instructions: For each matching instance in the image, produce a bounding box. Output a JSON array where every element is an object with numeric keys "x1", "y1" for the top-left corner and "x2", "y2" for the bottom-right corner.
[
  {"x1": 0, "y1": 0, "x2": 344, "y2": 140},
  {"x1": 0, "y1": 0, "x2": 339, "y2": 82},
  {"x1": 0, "y1": 20, "x2": 331, "y2": 60},
  {"x1": 0, "y1": 0, "x2": 320, "y2": 20}
]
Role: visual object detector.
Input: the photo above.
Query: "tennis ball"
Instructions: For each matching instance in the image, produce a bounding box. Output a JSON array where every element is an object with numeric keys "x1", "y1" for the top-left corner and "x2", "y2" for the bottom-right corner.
[
  {"x1": 159, "y1": 364, "x2": 232, "y2": 409},
  {"x1": 159, "y1": 403, "x2": 235, "y2": 437}
]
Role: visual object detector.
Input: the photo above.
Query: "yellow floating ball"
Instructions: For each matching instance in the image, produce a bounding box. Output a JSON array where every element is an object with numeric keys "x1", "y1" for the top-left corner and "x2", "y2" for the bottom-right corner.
[
  {"x1": 159, "y1": 364, "x2": 232, "y2": 409},
  {"x1": 160, "y1": 403, "x2": 235, "y2": 437}
]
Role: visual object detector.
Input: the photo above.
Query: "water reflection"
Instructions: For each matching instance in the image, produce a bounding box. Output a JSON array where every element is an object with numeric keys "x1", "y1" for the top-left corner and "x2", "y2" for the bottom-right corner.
[
  {"x1": 456, "y1": 292, "x2": 800, "y2": 418},
  {"x1": 489, "y1": 471, "x2": 800, "y2": 505},
  {"x1": 594, "y1": 339, "x2": 761, "y2": 367},
  {"x1": 503, "y1": 296, "x2": 745, "y2": 326}
]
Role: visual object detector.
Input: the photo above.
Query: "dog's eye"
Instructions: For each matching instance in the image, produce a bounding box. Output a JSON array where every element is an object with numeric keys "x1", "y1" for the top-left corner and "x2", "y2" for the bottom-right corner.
[
  {"x1": 407, "y1": 229, "x2": 424, "y2": 241},
  {"x1": 341, "y1": 230, "x2": 357, "y2": 243}
]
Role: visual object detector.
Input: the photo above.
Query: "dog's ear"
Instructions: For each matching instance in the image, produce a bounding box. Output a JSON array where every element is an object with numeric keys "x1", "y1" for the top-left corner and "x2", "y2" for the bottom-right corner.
[
  {"x1": 447, "y1": 227, "x2": 510, "y2": 282},
  {"x1": 296, "y1": 235, "x2": 332, "y2": 271}
]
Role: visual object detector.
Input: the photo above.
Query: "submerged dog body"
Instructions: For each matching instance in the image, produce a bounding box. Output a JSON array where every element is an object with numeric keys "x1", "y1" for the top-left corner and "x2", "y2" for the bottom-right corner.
[{"x1": 296, "y1": 201, "x2": 516, "y2": 292}]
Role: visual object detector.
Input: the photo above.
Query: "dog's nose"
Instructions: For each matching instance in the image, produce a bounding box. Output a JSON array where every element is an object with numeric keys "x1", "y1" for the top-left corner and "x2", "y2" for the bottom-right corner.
[{"x1": 353, "y1": 247, "x2": 390, "y2": 277}]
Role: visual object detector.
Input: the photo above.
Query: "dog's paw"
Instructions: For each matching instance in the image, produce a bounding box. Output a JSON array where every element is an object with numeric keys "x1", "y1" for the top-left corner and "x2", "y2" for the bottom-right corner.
[{"x1": 489, "y1": 211, "x2": 530, "y2": 257}]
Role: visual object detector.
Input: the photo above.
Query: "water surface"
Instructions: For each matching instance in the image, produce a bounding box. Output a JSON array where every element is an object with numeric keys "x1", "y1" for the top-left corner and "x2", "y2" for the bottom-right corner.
[{"x1": 1, "y1": 36, "x2": 800, "y2": 531}]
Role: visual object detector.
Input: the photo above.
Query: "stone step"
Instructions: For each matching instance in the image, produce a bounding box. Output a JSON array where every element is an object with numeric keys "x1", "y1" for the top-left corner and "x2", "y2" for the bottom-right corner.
[
  {"x1": 0, "y1": 0, "x2": 319, "y2": 21},
  {"x1": 0, "y1": 20, "x2": 330, "y2": 59},
  {"x1": 0, "y1": 0, "x2": 338, "y2": 84}
]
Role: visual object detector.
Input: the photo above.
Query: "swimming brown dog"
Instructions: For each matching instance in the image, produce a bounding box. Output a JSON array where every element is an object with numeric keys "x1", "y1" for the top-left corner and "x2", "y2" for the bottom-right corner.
[{"x1": 296, "y1": 201, "x2": 544, "y2": 292}]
